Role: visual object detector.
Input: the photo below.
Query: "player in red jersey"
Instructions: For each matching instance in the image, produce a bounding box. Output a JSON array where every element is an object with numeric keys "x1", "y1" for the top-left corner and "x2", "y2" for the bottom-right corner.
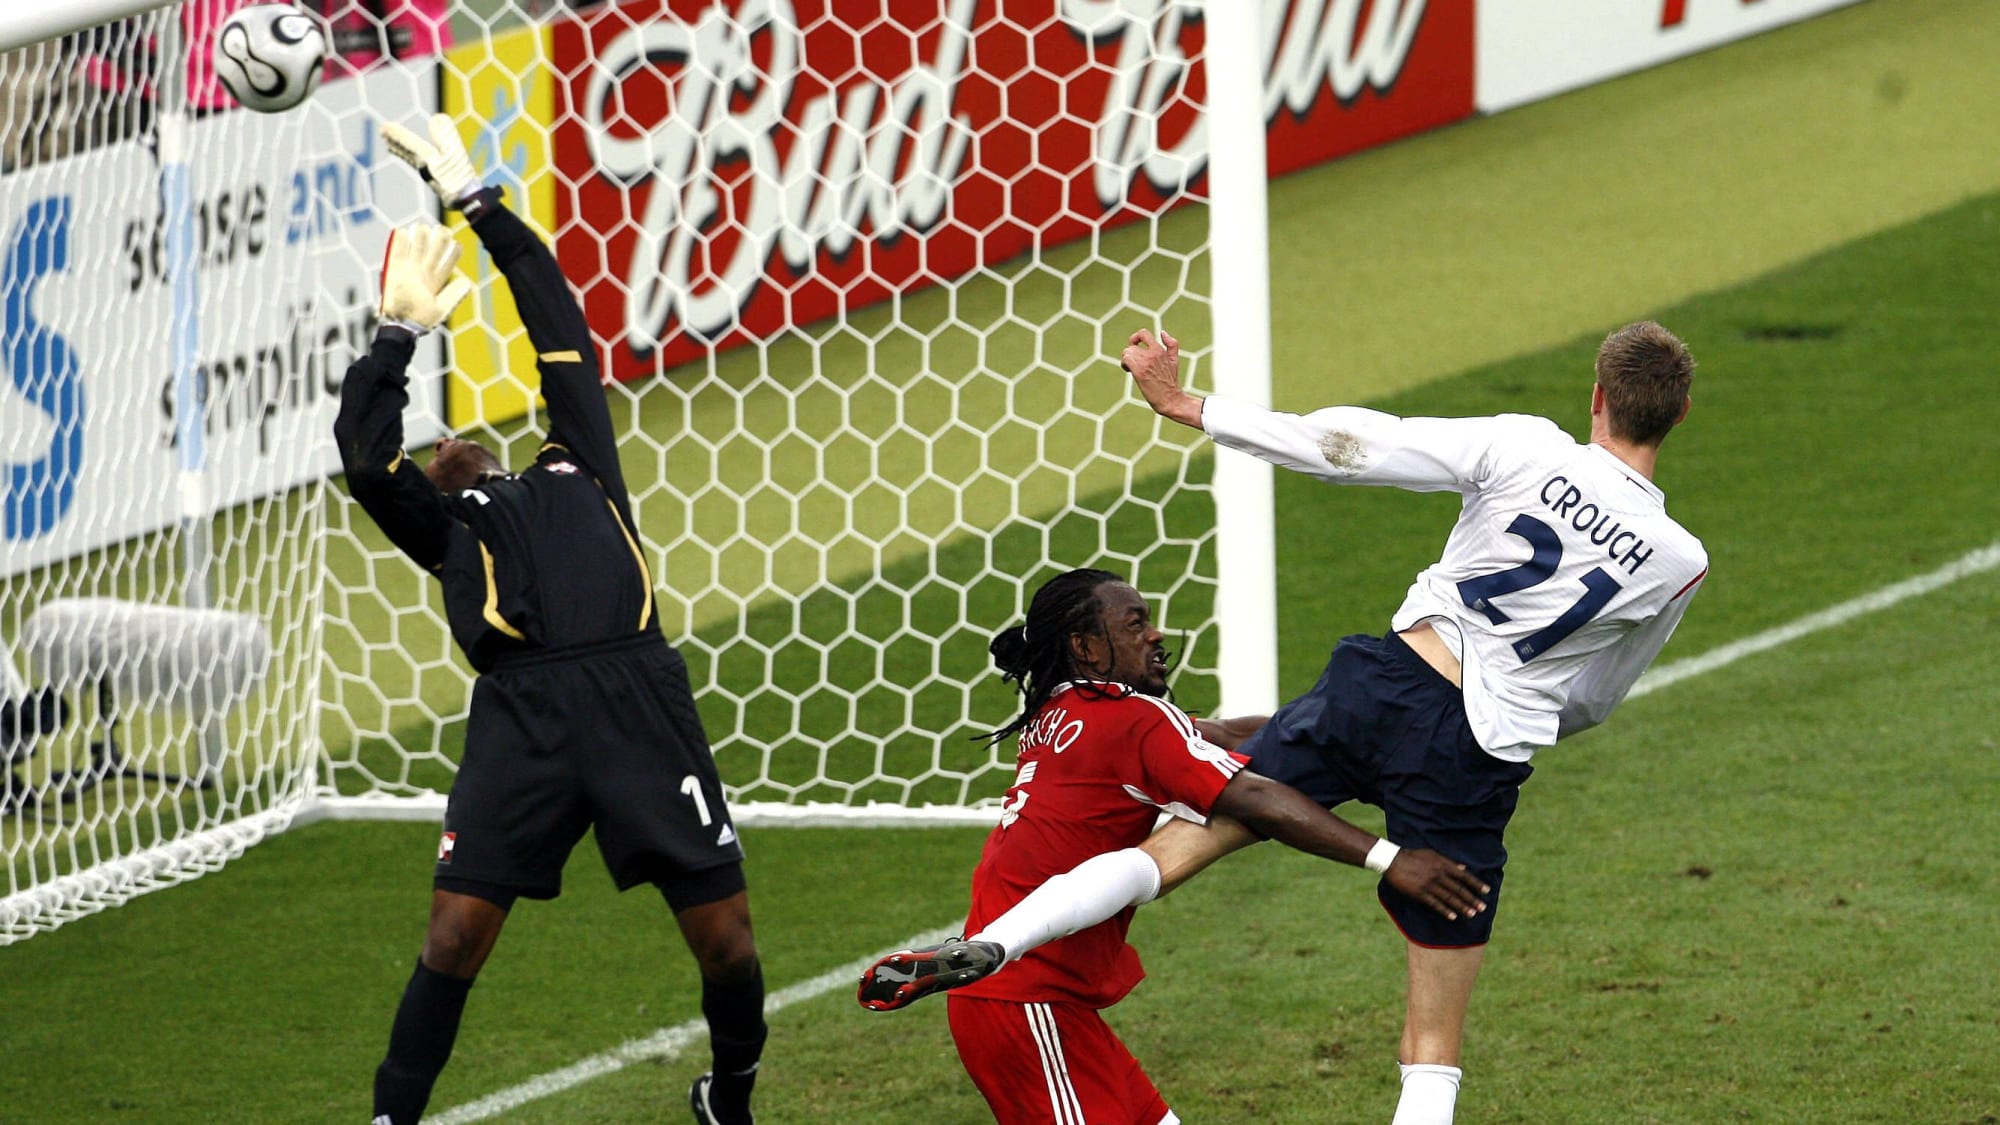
[{"x1": 858, "y1": 568, "x2": 1489, "y2": 1125}]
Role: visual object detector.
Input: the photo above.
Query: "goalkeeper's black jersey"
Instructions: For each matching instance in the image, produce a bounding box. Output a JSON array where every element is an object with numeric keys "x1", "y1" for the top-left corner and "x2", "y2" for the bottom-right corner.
[
  {"x1": 428, "y1": 445, "x2": 654, "y2": 669},
  {"x1": 334, "y1": 200, "x2": 657, "y2": 672}
]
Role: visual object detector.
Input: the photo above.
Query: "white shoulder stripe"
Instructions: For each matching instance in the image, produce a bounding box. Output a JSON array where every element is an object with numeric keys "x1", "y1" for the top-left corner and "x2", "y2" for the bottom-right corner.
[
  {"x1": 1130, "y1": 692, "x2": 1198, "y2": 739},
  {"x1": 1129, "y1": 693, "x2": 1242, "y2": 778}
]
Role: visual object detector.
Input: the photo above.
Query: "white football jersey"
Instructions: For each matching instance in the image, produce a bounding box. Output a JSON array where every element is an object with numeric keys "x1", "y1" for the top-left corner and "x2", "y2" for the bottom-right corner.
[{"x1": 1203, "y1": 396, "x2": 1707, "y2": 761}]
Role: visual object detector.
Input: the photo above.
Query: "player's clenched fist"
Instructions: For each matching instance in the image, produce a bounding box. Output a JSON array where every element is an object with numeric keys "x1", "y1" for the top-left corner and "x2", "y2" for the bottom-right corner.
[
  {"x1": 378, "y1": 223, "x2": 472, "y2": 334},
  {"x1": 1118, "y1": 328, "x2": 1203, "y2": 429},
  {"x1": 1119, "y1": 328, "x2": 1176, "y2": 382}
]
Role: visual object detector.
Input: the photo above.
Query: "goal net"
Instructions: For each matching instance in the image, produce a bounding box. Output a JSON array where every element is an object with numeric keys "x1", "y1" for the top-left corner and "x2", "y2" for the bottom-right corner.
[
  {"x1": 0, "y1": 6, "x2": 446, "y2": 940},
  {"x1": 314, "y1": 0, "x2": 1241, "y2": 822},
  {"x1": 1, "y1": 0, "x2": 1330, "y2": 943}
]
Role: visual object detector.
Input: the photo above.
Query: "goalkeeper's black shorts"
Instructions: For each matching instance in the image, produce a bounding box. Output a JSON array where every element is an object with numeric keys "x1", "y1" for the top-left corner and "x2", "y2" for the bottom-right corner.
[{"x1": 433, "y1": 632, "x2": 745, "y2": 902}]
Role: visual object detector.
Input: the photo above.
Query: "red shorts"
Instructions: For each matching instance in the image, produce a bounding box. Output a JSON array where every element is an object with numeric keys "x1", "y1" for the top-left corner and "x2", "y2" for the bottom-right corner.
[{"x1": 947, "y1": 994, "x2": 1177, "y2": 1125}]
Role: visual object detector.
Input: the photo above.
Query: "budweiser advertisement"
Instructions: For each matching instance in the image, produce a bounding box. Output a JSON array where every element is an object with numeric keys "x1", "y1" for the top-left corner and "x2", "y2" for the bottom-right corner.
[{"x1": 549, "y1": 0, "x2": 1474, "y2": 382}]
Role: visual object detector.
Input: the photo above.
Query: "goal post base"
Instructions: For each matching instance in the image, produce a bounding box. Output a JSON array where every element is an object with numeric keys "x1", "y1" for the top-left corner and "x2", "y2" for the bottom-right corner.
[
  {"x1": 0, "y1": 799, "x2": 305, "y2": 944},
  {"x1": 300, "y1": 793, "x2": 1000, "y2": 830}
]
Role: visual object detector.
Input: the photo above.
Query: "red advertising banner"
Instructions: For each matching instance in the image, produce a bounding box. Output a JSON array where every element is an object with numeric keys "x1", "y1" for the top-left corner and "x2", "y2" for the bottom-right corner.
[{"x1": 549, "y1": 0, "x2": 1472, "y2": 382}]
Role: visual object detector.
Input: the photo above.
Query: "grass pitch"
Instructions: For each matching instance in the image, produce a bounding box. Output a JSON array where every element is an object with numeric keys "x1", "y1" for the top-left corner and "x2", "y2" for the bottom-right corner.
[
  {"x1": 5, "y1": 2, "x2": 2000, "y2": 1121},
  {"x1": 4, "y1": 188, "x2": 1996, "y2": 1123}
]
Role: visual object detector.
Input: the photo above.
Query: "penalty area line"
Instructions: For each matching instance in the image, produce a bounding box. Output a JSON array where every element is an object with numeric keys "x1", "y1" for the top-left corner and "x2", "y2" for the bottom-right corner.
[
  {"x1": 428, "y1": 923, "x2": 961, "y2": 1124},
  {"x1": 1630, "y1": 540, "x2": 2000, "y2": 700},
  {"x1": 428, "y1": 541, "x2": 1999, "y2": 1121}
]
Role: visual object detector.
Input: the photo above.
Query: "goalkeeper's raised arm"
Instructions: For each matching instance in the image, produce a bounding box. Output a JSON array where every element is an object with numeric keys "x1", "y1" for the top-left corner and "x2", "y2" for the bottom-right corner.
[
  {"x1": 332, "y1": 222, "x2": 469, "y2": 572},
  {"x1": 382, "y1": 114, "x2": 628, "y2": 505}
]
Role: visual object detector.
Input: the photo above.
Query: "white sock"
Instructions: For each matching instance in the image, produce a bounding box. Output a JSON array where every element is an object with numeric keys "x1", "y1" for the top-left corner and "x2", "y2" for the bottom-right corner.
[
  {"x1": 970, "y1": 847, "x2": 1161, "y2": 962},
  {"x1": 1391, "y1": 1062, "x2": 1462, "y2": 1125}
]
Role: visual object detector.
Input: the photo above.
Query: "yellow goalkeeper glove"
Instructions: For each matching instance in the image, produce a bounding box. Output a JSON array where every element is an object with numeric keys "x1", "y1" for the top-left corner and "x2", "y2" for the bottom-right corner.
[
  {"x1": 381, "y1": 113, "x2": 481, "y2": 207},
  {"x1": 378, "y1": 222, "x2": 472, "y2": 335}
]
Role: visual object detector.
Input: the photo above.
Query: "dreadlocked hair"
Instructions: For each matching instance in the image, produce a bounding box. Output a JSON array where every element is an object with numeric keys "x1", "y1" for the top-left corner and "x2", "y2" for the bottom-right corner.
[{"x1": 981, "y1": 568, "x2": 1125, "y2": 745}]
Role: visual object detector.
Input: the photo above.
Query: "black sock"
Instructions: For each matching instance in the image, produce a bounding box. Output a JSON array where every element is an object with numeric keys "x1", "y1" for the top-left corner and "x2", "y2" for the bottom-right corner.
[
  {"x1": 701, "y1": 962, "x2": 767, "y2": 1123},
  {"x1": 372, "y1": 960, "x2": 476, "y2": 1124}
]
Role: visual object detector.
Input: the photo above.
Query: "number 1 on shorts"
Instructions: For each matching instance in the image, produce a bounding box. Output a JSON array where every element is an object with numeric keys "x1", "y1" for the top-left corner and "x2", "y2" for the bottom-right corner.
[{"x1": 680, "y1": 775, "x2": 713, "y2": 826}]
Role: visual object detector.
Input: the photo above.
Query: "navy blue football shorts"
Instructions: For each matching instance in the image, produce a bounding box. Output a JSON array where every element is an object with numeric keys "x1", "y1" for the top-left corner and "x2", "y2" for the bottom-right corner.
[
  {"x1": 436, "y1": 632, "x2": 745, "y2": 903},
  {"x1": 1240, "y1": 631, "x2": 1532, "y2": 947}
]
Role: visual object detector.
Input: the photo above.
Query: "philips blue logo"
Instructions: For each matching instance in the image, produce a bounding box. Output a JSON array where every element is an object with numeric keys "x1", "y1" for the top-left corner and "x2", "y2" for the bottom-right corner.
[{"x1": 2, "y1": 195, "x2": 84, "y2": 541}]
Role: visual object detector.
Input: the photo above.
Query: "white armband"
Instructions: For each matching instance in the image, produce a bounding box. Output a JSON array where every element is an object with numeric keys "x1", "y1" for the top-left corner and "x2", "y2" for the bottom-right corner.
[{"x1": 1364, "y1": 838, "x2": 1401, "y2": 874}]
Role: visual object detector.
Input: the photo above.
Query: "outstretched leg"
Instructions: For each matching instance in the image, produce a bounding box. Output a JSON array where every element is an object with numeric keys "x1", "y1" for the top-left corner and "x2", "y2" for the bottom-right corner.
[
  {"x1": 856, "y1": 817, "x2": 1259, "y2": 1012},
  {"x1": 676, "y1": 886, "x2": 765, "y2": 1125},
  {"x1": 373, "y1": 887, "x2": 512, "y2": 1124}
]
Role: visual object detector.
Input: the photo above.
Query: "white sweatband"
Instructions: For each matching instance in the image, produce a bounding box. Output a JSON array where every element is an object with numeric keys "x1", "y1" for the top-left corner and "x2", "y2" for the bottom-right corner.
[{"x1": 1364, "y1": 838, "x2": 1401, "y2": 874}]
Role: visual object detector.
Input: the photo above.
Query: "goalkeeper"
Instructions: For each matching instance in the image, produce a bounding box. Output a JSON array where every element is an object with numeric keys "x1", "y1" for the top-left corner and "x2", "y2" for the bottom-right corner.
[{"x1": 335, "y1": 115, "x2": 764, "y2": 1125}]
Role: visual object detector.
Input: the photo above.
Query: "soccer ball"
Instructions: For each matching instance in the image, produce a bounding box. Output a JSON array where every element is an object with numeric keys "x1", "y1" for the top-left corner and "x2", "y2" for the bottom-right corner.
[{"x1": 213, "y1": 4, "x2": 327, "y2": 113}]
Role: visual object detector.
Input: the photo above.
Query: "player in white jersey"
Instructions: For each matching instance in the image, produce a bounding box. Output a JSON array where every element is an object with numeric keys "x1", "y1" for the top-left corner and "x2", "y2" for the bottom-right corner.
[
  {"x1": 1202, "y1": 352, "x2": 1707, "y2": 761},
  {"x1": 928, "y1": 322, "x2": 1705, "y2": 1125}
]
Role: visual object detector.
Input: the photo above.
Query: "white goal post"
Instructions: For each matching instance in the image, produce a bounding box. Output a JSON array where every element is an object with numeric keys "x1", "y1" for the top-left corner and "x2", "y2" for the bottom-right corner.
[{"x1": 0, "y1": 0, "x2": 1302, "y2": 943}]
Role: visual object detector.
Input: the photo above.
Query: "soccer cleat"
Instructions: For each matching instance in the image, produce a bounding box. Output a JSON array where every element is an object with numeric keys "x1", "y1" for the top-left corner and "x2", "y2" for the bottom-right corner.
[
  {"x1": 688, "y1": 1072, "x2": 751, "y2": 1125},
  {"x1": 855, "y1": 938, "x2": 1005, "y2": 1011}
]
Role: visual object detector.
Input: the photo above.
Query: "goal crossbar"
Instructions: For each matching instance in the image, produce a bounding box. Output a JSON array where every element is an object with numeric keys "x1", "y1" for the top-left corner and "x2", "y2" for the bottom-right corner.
[{"x1": 0, "y1": 0, "x2": 180, "y2": 55}]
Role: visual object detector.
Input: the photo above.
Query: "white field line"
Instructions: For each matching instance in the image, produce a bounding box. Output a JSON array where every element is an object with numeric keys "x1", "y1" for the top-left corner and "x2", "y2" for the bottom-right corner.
[
  {"x1": 429, "y1": 924, "x2": 960, "y2": 1124},
  {"x1": 1628, "y1": 540, "x2": 1999, "y2": 700},
  {"x1": 432, "y1": 539, "x2": 1998, "y2": 1121}
]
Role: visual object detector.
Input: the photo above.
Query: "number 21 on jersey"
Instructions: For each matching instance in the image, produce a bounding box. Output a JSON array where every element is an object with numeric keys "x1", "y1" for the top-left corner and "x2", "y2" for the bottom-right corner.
[{"x1": 1457, "y1": 514, "x2": 1622, "y2": 661}]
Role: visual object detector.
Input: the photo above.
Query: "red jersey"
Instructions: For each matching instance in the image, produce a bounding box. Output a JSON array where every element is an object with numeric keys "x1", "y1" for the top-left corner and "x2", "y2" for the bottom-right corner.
[{"x1": 956, "y1": 681, "x2": 1246, "y2": 1008}]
